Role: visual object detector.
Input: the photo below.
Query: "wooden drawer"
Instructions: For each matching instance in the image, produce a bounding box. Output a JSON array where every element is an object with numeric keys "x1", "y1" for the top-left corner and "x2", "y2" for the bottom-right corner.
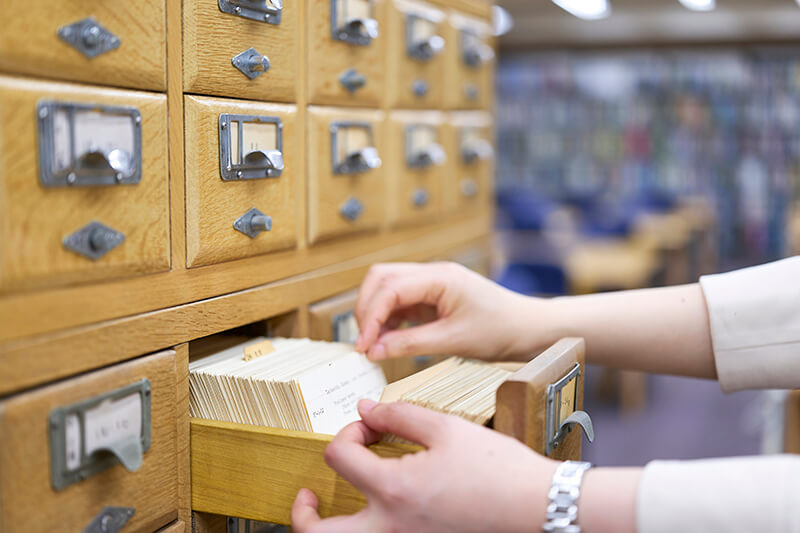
[
  {"x1": 190, "y1": 339, "x2": 588, "y2": 524},
  {"x1": 308, "y1": 106, "x2": 385, "y2": 244},
  {"x1": 387, "y1": 110, "x2": 446, "y2": 227},
  {"x1": 0, "y1": 76, "x2": 170, "y2": 293},
  {"x1": 0, "y1": 349, "x2": 178, "y2": 533},
  {"x1": 185, "y1": 95, "x2": 300, "y2": 268},
  {"x1": 443, "y1": 11, "x2": 494, "y2": 110},
  {"x1": 184, "y1": 0, "x2": 298, "y2": 102},
  {"x1": 307, "y1": 0, "x2": 386, "y2": 107},
  {"x1": 386, "y1": 0, "x2": 447, "y2": 108},
  {"x1": 0, "y1": 1, "x2": 167, "y2": 92},
  {"x1": 443, "y1": 111, "x2": 493, "y2": 213}
]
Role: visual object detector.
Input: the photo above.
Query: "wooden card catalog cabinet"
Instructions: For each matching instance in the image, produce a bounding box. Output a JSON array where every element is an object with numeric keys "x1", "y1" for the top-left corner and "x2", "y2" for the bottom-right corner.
[
  {"x1": 190, "y1": 338, "x2": 590, "y2": 525},
  {"x1": 444, "y1": 11, "x2": 494, "y2": 110},
  {"x1": 184, "y1": 96, "x2": 299, "y2": 268},
  {"x1": 0, "y1": 76, "x2": 170, "y2": 292},
  {"x1": 444, "y1": 111, "x2": 493, "y2": 212},
  {"x1": 307, "y1": 0, "x2": 386, "y2": 106}
]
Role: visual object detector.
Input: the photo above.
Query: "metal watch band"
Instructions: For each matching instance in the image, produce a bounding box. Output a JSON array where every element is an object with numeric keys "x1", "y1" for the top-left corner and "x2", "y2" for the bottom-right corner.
[{"x1": 542, "y1": 460, "x2": 592, "y2": 533}]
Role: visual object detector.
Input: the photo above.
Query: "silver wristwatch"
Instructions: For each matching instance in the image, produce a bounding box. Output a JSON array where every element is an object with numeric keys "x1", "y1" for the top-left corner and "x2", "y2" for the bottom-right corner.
[{"x1": 542, "y1": 460, "x2": 592, "y2": 533}]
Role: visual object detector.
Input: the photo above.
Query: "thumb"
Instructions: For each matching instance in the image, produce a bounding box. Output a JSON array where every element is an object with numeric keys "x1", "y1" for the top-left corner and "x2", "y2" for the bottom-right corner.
[
  {"x1": 292, "y1": 488, "x2": 321, "y2": 532},
  {"x1": 368, "y1": 320, "x2": 458, "y2": 361}
]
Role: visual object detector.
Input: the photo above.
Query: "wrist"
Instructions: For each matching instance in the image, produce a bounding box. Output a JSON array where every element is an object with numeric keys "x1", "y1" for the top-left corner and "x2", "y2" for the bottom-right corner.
[
  {"x1": 507, "y1": 296, "x2": 571, "y2": 361},
  {"x1": 578, "y1": 467, "x2": 641, "y2": 533}
]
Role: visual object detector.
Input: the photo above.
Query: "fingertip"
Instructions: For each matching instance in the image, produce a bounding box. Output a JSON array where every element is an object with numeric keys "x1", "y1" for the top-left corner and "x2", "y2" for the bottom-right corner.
[
  {"x1": 357, "y1": 398, "x2": 378, "y2": 416},
  {"x1": 297, "y1": 488, "x2": 318, "y2": 506},
  {"x1": 291, "y1": 488, "x2": 321, "y2": 531},
  {"x1": 367, "y1": 343, "x2": 386, "y2": 361}
]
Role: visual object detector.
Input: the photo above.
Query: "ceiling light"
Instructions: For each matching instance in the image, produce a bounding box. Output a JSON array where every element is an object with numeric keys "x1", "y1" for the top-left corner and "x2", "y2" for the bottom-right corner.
[
  {"x1": 678, "y1": 0, "x2": 715, "y2": 11},
  {"x1": 552, "y1": 0, "x2": 611, "y2": 20}
]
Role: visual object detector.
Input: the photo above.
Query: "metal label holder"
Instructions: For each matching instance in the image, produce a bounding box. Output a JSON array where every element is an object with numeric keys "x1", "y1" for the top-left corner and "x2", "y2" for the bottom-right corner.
[
  {"x1": 36, "y1": 101, "x2": 142, "y2": 187},
  {"x1": 219, "y1": 0, "x2": 283, "y2": 24},
  {"x1": 331, "y1": 0, "x2": 378, "y2": 46},
  {"x1": 544, "y1": 363, "x2": 582, "y2": 456},
  {"x1": 404, "y1": 124, "x2": 445, "y2": 169},
  {"x1": 219, "y1": 114, "x2": 284, "y2": 181},
  {"x1": 330, "y1": 121, "x2": 381, "y2": 174},
  {"x1": 48, "y1": 379, "x2": 152, "y2": 491},
  {"x1": 404, "y1": 13, "x2": 444, "y2": 61}
]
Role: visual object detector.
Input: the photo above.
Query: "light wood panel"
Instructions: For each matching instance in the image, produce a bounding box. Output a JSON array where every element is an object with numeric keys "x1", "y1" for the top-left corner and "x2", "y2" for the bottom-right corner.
[
  {"x1": 0, "y1": 0, "x2": 167, "y2": 92},
  {"x1": 307, "y1": 0, "x2": 387, "y2": 107},
  {"x1": 443, "y1": 111, "x2": 493, "y2": 213},
  {"x1": 183, "y1": 0, "x2": 298, "y2": 102},
  {"x1": 494, "y1": 338, "x2": 586, "y2": 461},
  {"x1": 167, "y1": 0, "x2": 186, "y2": 273},
  {"x1": 443, "y1": 11, "x2": 494, "y2": 110},
  {"x1": 786, "y1": 390, "x2": 800, "y2": 454},
  {"x1": 0, "y1": 349, "x2": 178, "y2": 533},
  {"x1": 157, "y1": 520, "x2": 187, "y2": 533},
  {"x1": 175, "y1": 344, "x2": 191, "y2": 529},
  {"x1": 184, "y1": 96, "x2": 300, "y2": 267},
  {"x1": 386, "y1": 0, "x2": 447, "y2": 108},
  {"x1": 0, "y1": 76, "x2": 170, "y2": 293},
  {"x1": 387, "y1": 110, "x2": 446, "y2": 226},
  {"x1": 308, "y1": 106, "x2": 386, "y2": 243},
  {"x1": 0, "y1": 228, "x2": 489, "y2": 395}
]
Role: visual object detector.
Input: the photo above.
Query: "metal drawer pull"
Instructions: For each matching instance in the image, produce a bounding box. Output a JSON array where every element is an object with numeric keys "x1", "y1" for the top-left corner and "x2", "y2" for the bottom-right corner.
[
  {"x1": 63, "y1": 221, "x2": 125, "y2": 261},
  {"x1": 58, "y1": 17, "x2": 120, "y2": 59},
  {"x1": 412, "y1": 188, "x2": 429, "y2": 208},
  {"x1": 219, "y1": 0, "x2": 282, "y2": 24},
  {"x1": 462, "y1": 139, "x2": 494, "y2": 164},
  {"x1": 333, "y1": 15, "x2": 379, "y2": 45},
  {"x1": 234, "y1": 208, "x2": 272, "y2": 238},
  {"x1": 84, "y1": 506, "x2": 135, "y2": 533},
  {"x1": 337, "y1": 146, "x2": 381, "y2": 174},
  {"x1": 408, "y1": 34, "x2": 444, "y2": 61},
  {"x1": 408, "y1": 143, "x2": 446, "y2": 169},
  {"x1": 544, "y1": 363, "x2": 594, "y2": 456},
  {"x1": 460, "y1": 178, "x2": 478, "y2": 198},
  {"x1": 461, "y1": 30, "x2": 495, "y2": 68},
  {"x1": 339, "y1": 68, "x2": 367, "y2": 93},
  {"x1": 331, "y1": 121, "x2": 381, "y2": 174},
  {"x1": 340, "y1": 197, "x2": 365, "y2": 222},
  {"x1": 219, "y1": 114, "x2": 283, "y2": 180},
  {"x1": 232, "y1": 47, "x2": 270, "y2": 79}
]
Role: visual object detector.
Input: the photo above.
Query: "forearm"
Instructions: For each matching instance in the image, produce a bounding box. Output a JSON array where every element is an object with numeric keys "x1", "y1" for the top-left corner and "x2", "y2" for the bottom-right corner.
[
  {"x1": 579, "y1": 467, "x2": 641, "y2": 533},
  {"x1": 518, "y1": 284, "x2": 716, "y2": 379}
]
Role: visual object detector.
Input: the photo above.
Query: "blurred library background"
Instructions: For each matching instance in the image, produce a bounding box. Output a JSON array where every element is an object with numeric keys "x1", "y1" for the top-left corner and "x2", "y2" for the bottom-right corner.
[{"x1": 492, "y1": 0, "x2": 800, "y2": 466}]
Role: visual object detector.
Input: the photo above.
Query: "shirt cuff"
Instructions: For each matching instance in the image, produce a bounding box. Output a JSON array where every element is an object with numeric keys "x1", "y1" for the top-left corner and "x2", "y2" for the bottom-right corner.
[
  {"x1": 637, "y1": 456, "x2": 800, "y2": 533},
  {"x1": 699, "y1": 256, "x2": 800, "y2": 392}
]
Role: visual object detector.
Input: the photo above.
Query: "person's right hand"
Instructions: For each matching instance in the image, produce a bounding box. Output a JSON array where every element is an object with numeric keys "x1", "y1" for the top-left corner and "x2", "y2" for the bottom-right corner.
[{"x1": 353, "y1": 262, "x2": 550, "y2": 362}]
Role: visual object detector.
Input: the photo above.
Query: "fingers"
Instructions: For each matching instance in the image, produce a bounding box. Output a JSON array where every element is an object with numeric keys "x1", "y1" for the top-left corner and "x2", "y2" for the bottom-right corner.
[
  {"x1": 292, "y1": 489, "x2": 371, "y2": 533},
  {"x1": 358, "y1": 400, "x2": 452, "y2": 448},
  {"x1": 356, "y1": 269, "x2": 448, "y2": 357},
  {"x1": 324, "y1": 420, "x2": 388, "y2": 495},
  {"x1": 355, "y1": 263, "x2": 419, "y2": 352},
  {"x1": 372, "y1": 320, "x2": 458, "y2": 361}
]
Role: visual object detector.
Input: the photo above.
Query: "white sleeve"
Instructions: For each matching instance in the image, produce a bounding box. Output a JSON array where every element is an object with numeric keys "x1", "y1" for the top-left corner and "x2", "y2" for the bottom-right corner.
[
  {"x1": 699, "y1": 256, "x2": 800, "y2": 392},
  {"x1": 637, "y1": 455, "x2": 800, "y2": 533}
]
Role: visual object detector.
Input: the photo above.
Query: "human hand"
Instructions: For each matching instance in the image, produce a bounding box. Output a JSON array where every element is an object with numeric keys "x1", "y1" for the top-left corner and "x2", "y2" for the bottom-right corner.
[
  {"x1": 353, "y1": 262, "x2": 551, "y2": 362},
  {"x1": 291, "y1": 399, "x2": 557, "y2": 533}
]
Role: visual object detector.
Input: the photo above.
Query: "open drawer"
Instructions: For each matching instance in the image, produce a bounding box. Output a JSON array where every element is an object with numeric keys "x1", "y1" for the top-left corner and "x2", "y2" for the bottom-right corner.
[{"x1": 190, "y1": 338, "x2": 589, "y2": 524}]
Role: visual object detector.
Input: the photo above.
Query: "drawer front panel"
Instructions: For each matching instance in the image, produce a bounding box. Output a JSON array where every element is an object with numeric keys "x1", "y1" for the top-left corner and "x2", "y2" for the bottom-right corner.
[
  {"x1": 444, "y1": 111, "x2": 493, "y2": 212},
  {"x1": 185, "y1": 96, "x2": 300, "y2": 268},
  {"x1": 0, "y1": 349, "x2": 178, "y2": 533},
  {"x1": 0, "y1": 0, "x2": 167, "y2": 92},
  {"x1": 307, "y1": 0, "x2": 386, "y2": 107},
  {"x1": 308, "y1": 107, "x2": 385, "y2": 243},
  {"x1": 184, "y1": 1, "x2": 298, "y2": 102},
  {"x1": 443, "y1": 11, "x2": 494, "y2": 110},
  {"x1": 387, "y1": 111, "x2": 446, "y2": 226},
  {"x1": 387, "y1": 0, "x2": 446, "y2": 108},
  {"x1": 0, "y1": 76, "x2": 170, "y2": 293}
]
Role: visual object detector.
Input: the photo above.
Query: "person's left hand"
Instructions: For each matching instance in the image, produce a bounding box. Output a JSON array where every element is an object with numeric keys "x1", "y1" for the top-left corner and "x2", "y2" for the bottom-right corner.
[{"x1": 291, "y1": 399, "x2": 557, "y2": 533}]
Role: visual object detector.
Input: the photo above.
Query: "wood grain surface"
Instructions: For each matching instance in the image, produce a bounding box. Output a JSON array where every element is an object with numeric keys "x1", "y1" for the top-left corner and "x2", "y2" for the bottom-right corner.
[
  {"x1": 0, "y1": 76, "x2": 170, "y2": 293},
  {"x1": 184, "y1": 96, "x2": 300, "y2": 267},
  {"x1": 0, "y1": 0, "x2": 167, "y2": 91},
  {"x1": 442, "y1": 111, "x2": 493, "y2": 213},
  {"x1": 0, "y1": 350, "x2": 178, "y2": 533},
  {"x1": 443, "y1": 11, "x2": 494, "y2": 110}
]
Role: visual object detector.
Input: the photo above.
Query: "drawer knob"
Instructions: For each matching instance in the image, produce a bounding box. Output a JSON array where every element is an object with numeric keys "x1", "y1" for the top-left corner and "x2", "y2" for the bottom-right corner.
[
  {"x1": 462, "y1": 139, "x2": 494, "y2": 164},
  {"x1": 84, "y1": 506, "x2": 135, "y2": 533},
  {"x1": 58, "y1": 17, "x2": 121, "y2": 59},
  {"x1": 63, "y1": 221, "x2": 125, "y2": 261},
  {"x1": 234, "y1": 208, "x2": 273, "y2": 238},
  {"x1": 408, "y1": 35, "x2": 445, "y2": 61},
  {"x1": 412, "y1": 188, "x2": 429, "y2": 208},
  {"x1": 219, "y1": 0, "x2": 282, "y2": 25},
  {"x1": 411, "y1": 79, "x2": 429, "y2": 98},
  {"x1": 334, "y1": 17, "x2": 379, "y2": 46},
  {"x1": 339, "y1": 68, "x2": 367, "y2": 93},
  {"x1": 340, "y1": 197, "x2": 365, "y2": 222},
  {"x1": 232, "y1": 47, "x2": 271, "y2": 79},
  {"x1": 408, "y1": 143, "x2": 446, "y2": 169},
  {"x1": 460, "y1": 178, "x2": 479, "y2": 198}
]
